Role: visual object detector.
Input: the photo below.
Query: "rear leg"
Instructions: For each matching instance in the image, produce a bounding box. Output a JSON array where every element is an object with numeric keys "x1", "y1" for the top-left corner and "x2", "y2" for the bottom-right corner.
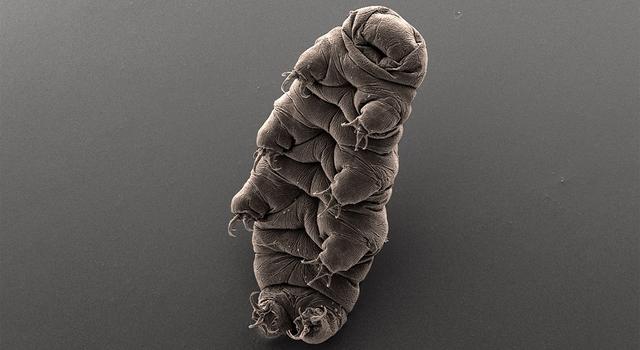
[
  {"x1": 249, "y1": 286, "x2": 295, "y2": 338},
  {"x1": 286, "y1": 288, "x2": 347, "y2": 344}
]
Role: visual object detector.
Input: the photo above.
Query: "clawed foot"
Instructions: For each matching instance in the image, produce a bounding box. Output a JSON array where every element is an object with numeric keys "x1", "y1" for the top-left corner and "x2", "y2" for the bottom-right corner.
[
  {"x1": 341, "y1": 117, "x2": 370, "y2": 150},
  {"x1": 248, "y1": 286, "x2": 347, "y2": 344},
  {"x1": 248, "y1": 291, "x2": 291, "y2": 338},
  {"x1": 286, "y1": 306, "x2": 327, "y2": 341},
  {"x1": 312, "y1": 186, "x2": 342, "y2": 219},
  {"x1": 301, "y1": 256, "x2": 334, "y2": 288},
  {"x1": 286, "y1": 305, "x2": 346, "y2": 344},
  {"x1": 227, "y1": 213, "x2": 255, "y2": 237},
  {"x1": 281, "y1": 70, "x2": 314, "y2": 98}
]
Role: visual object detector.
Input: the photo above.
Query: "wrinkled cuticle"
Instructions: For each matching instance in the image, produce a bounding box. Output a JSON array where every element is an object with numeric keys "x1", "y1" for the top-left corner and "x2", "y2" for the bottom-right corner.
[
  {"x1": 253, "y1": 147, "x2": 282, "y2": 171},
  {"x1": 232, "y1": 4, "x2": 428, "y2": 344}
]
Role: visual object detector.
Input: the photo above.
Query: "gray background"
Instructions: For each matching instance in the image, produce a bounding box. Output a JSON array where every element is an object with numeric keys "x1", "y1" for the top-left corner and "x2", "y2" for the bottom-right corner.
[{"x1": 1, "y1": 1, "x2": 638, "y2": 349}]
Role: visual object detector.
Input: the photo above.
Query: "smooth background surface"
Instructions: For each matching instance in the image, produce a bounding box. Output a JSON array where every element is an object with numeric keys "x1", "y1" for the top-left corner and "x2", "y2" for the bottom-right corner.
[{"x1": 1, "y1": 1, "x2": 638, "y2": 349}]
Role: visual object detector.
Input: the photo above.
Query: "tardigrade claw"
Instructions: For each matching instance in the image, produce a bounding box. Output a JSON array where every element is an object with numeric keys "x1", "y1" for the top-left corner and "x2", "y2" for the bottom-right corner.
[
  {"x1": 308, "y1": 306, "x2": 328, "y2": 323},
  {"x1": 287, "y1": 304, "x2": 344, "y2": 344},
  {"x1": 248, "y1": 291, "x2": 289, "y2": 338},
  {"x1": 242, "y1": 216, "x2": 254, "y2": 232},
  {"x1": 228, "y1": 213, "x2": 255, "y2": 237},
  {"x1": 281, "y1": 70, "x2": 314, "y2": 98},
  {"x1": 227, "y1": 214, "x2": 242, "y2": 237},
  {"x1": 281, "y1": 71, "x2": 299, "y2": 93},
  {"x1": 304, "y1": 259, "x2": 334, "y2": 288},
  {"x1": 314, "y1": 186, "x2": 342, "y2": 219},
  {"x1": 300, "y1": 256, "x2": 321, "y2": 265},
  {"x1": 312, "y1": 186, "x2": 331, "y2": 197},
  {"x1": 340, "y1": 117, "x2": 361, "y2": 128},
  {"x1": 341, "y1": 116, "x2": 370, "y2": 151}
]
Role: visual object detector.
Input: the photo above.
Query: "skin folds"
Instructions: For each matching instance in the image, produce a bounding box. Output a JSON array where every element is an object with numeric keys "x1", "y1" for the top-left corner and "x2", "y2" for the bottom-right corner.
[{"x1": 229, "y1": 6, "x2": 427, "y2": 343}]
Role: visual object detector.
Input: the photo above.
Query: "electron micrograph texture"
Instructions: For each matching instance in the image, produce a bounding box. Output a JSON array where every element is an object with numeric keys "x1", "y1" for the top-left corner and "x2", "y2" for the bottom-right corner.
[{"x1": 229, "y1": 6, "x2": 428, "y2": 344}]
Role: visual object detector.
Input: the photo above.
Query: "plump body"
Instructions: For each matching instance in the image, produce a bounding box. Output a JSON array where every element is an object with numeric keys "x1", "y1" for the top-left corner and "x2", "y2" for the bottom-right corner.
[{"x1": 229, "y1": 6, "x2": 427, "y2": 344}]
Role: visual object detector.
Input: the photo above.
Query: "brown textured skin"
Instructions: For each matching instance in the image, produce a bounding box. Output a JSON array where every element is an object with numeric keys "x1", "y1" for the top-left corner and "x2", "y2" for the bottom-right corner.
[{"x1": 229, "y1": 6, "x2": 427, "y2": 344}]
